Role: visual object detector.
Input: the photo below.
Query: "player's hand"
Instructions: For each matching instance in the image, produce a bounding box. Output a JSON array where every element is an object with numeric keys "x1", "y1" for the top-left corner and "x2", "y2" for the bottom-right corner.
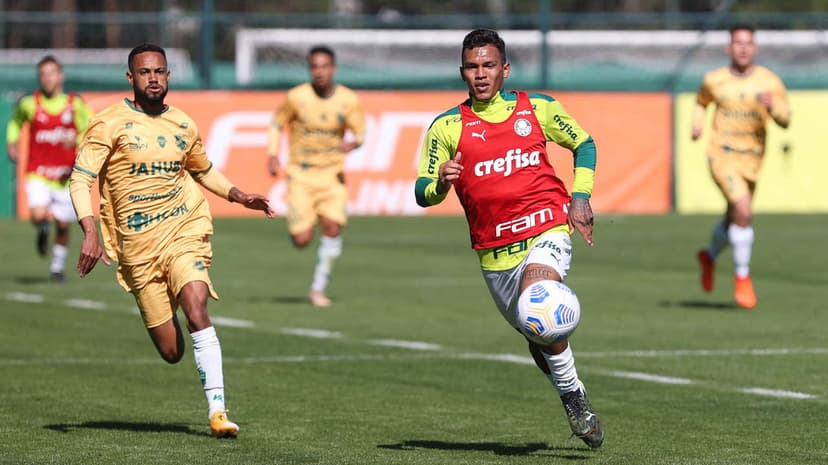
[
  {"x1": 77, "y1": 231, "x2": 111, "y2": 278},
  {"x1": 757, "y1": 92, "x2": 773, "y2": 112},
  {"x1": 568, "y1": 197, "x2": 594, "y2": 246},
  {"x1": 232, "y1": 189, "x2": 275, "y2": 218},
  {"x1": 437, "y1": 152, "x2": 463, "y2": 194},
  {"x1": 691, "y1": 125, "x2": 702, "y2": 141},
  {"x1": 339, "y1": 141, "x2": 360, "y2": 153},
  {"x1": 6, "y1": 143, "x2": 19, "y2": 162},
  {"x1": 267, "y1": 156, "x2": 280, "y2": 177}
]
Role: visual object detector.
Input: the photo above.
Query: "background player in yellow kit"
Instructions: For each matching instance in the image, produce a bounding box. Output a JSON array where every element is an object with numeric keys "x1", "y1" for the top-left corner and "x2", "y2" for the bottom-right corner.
[
  {"x1": 692, "y1": 24, "x2": 790, "y2": 309},
  {"x1": 267, "y1": 45, "x2": 366, "y2": 307},
  {"x1": 69, "y1": 44, "x2": 274, "y2": 438},
  {"x1": 6, "y1": 55, "x2": 92, "y2": 281}
]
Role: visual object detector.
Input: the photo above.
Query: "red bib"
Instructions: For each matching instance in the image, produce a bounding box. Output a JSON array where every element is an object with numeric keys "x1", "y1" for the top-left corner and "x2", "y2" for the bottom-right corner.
[
  {"x1": 27, "y1": 91, "x2": 77, "y2": 181},
  {"x1": 455, "y1": 91, "x2": 570, "y2": 249}
]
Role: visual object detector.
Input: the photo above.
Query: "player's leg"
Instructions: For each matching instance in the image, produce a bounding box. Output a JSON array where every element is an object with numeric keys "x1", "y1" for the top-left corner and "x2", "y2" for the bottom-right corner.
[
  {"x1": 169, "y1": 240, "x2": 238, "y2": 438},
  {"x1": 286, "y1": 178, "x2": 317, "y2": 249},
  {"x1": 133, "y1": 279, "x2": 186, "y2": 363},
  {"x1": 728, "y1": 186, "x2": 756, "y2": 308},
  {"x1": 518, "y1": 258, "x2": 603, "y2": 448},
  {"x1": 698, "y1": 155, "x2": 740, "y2": 292},
  {"x1": 25, "y1": 177, "x2": 51, "y2": 258},
  {"x1": 307, "y1": 177, "x2": 347, "y2": 307},
  {"x1": 307, "y1": 217, "x2": 343, "y2": 307},
  {"x1": 48, "y1": 186, "x2": 76, "y2": 281}
]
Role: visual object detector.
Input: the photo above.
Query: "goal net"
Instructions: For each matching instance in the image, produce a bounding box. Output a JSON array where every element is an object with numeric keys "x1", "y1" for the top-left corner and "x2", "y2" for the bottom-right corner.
[{"x1": 235, "y1": 28, "x2": 828, "y2": 91}]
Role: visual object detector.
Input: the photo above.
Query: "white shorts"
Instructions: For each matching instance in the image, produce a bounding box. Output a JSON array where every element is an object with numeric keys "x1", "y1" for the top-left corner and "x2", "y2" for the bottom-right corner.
[
  {"x1": 25, "y1": 176, "x2": 76, "y2": 223},
  {"x1": 482, "y1": 229, "x2": 573, "y2": 330}
]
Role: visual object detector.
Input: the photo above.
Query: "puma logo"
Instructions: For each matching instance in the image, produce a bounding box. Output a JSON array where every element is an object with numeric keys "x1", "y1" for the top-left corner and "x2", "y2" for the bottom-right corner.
[{"x1": 471, "y1": 130, "x2": 486, "y2": 142}]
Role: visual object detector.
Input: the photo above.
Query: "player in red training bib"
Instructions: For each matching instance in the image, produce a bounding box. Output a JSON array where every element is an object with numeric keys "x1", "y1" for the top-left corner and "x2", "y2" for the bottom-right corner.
[
  {"x1": 5, "y1": 55, "x2": 92, "y2": 281},
  {"x1": 415, "y1": 29, "x2": 603, "y2": 448}
]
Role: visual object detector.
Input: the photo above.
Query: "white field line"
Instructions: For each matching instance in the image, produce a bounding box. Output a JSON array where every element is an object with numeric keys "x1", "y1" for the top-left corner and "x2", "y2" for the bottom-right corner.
[
  {"x1": 608, "y1": 370, "x2": 694, "y2": 385},
  {"x1": 5, "y1": 292, "x2": 45, "y2": 303},
  {"x1": 212, "y1": 316, "x2": 255, "y2": 328},
  {"x1": 366, "y1": 339, "x2": 442, "y2": 351},
  {"x1": 64, "y1": 299, "x2": 108, "y2": 310},
  {"x1": 576, "y1": 348, "x2": 828, "y2": 358},
  {"x1": 279, "y1": 327, "x2": 342, "y2": 339},
  {"x1": 738, "y1": 388, "x2": 817, "y2": 400}
]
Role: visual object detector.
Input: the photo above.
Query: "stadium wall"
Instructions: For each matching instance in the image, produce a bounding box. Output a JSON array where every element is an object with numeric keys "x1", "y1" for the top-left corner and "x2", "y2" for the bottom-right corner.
[{"x1": 4, "y1": 89, "x2": 824, "y2": 218}]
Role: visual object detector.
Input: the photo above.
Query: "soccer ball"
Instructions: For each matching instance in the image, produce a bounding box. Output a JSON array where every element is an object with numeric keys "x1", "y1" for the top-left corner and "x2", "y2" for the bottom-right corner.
[{"x1": 517, "y1": 280, "x2": 581, "y2": 345}]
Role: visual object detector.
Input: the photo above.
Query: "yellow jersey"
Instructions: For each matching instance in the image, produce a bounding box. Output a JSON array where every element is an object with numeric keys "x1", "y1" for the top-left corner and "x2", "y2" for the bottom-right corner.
[
  {"x1": 696, "y1": 65, "x2": 790, "y2": 155},
  {"x1": 270, "y1": 83, "x2": 365, "y2": 173},
  {"x1": 71, "y1": 99, "x2": 215, "y2": 265}
]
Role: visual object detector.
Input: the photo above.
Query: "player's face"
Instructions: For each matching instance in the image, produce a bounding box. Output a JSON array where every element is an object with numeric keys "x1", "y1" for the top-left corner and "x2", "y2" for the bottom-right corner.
[
  {"x1": 38, "y1": 62, "x2": 64, "y2": 97},
  {"x1": 460, "y1": 44, "x2": 510, "y2": 102},
  {"x1": 728, "y1": 29, "x2": 757, "y2": 70},
  {"x1": 308, "y1": 52, "x2": 335, "y2": 91},
  {"x1": 127, "y1": 51, "x2": 170, "y2": 103}
]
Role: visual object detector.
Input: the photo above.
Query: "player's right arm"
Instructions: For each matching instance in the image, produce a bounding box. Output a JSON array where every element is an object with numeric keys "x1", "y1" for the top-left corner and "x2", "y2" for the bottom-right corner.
[
  {"x1": 266, "y1": 93, "x2": 296, "y2": 177},
  {"x1": 5, "y1": 95, "x2": 34, "y2": 162},
  {"x1": 692, "y1": 74, "x2": 714, "y2": 141},
  {"x1": 69, "y1": 117, "x2": 113, "y2": 276},
  {"x1": 414, "y1": 111, "x2": 460, "y2": 208}
]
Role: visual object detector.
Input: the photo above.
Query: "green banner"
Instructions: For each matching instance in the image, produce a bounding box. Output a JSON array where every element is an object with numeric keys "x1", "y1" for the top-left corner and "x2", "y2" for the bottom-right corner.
[{"x1": 0, "y1": 95, "x2": 15, "y2": 217}]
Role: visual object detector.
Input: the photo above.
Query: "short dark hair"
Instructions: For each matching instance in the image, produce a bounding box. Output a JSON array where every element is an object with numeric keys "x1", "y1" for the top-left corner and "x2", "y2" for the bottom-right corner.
[
  {"x1": 729, "y1": 23, "x2": 756, "y2": 36},
  {"x1": 462, "y1": 28, "x2": 507, "y2": 63},
  {"x1": 308, "y1": 45, "x2": 335, "y2": 64},
  {"x1": 37, "y1": 55, "x2": 62, "y2": 70},
  {"x1": 128, "y1": 43, "x2": 167, "y2": 71}
]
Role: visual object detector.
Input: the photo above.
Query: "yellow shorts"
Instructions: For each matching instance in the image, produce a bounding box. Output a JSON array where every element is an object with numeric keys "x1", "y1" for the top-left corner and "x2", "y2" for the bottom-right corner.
[
  {"x1": 118, "y1": 235, "x2": 219, "y2": 329},
  {"x1": 286, "y1": 166, "x2": 348, "y2": 235},
  {"x1": 707, "y1": 145, "x2": 762, "y2": 202}
]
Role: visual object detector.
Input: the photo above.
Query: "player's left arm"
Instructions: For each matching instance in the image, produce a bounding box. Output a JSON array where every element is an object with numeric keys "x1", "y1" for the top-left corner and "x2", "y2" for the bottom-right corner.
[
  {"x1": 186, "y1": 126, "x2": 275, "y2": 217},
  {"x1": 536, "y1": 95, "x2": 596, "y2": 245},
  {"x1": 341, "y1": 93, "x2": 366, "y2": 153},
  {"x1": 764, "y1": 74, "x2": 791, "y2": 129}
]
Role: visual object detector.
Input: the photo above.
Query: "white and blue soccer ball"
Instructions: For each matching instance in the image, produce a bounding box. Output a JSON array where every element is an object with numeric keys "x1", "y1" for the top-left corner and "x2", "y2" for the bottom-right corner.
[{"x1": 517, "y1": 280, "x2": 581, "y2": 345}]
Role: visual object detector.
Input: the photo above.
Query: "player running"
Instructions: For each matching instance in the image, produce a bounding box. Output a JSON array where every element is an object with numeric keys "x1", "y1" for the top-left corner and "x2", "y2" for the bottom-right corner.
[
  {"x1": 6, "y1": 55, "x2": 92, "y2": 281},
  {"x1": 415, "y1": 29, "x2": 603, "y2": 448},
  {"x1": 692, "y1": 24, "x2": 790, "y2": 309},
  {"x1": 267, "y1": 45, "x2": 366, "y2": 307},
  {"x1": 69, "y1": 44, "x2": 274, "y2": 438}
]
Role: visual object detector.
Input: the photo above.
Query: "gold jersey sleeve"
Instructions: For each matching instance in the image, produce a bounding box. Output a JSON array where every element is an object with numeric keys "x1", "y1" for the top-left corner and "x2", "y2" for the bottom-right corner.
[
  {"x1": 73, "y1": 98, "x2": 213, "y2": 265},
  {"x1": 274, "y1": 83, "x2": 365, "y2": 173},
  {"x1": 697, "y1": 65, "x2": 789, "y2": 155}
]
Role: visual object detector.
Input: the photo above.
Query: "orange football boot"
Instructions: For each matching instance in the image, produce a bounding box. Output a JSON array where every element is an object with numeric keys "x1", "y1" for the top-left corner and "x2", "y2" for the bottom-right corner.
[
  {"x1": 697, "y1": 250, "x2": 714, "y2": 293},
  {"x1": 209, "y1": 410, "x2": 239, "y2": 438},
  {"x1": 734, "y1": 275, "x2": 757, "y2": 309}
]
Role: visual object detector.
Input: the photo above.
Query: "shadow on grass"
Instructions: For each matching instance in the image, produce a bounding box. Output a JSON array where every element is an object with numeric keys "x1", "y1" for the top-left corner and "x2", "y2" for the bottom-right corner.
[
  {"x1": 659, "y1": 300, "x2": 739, "y2": 311},
  {"x1": 378, "y1": 440, "x2": 594, "y2": 459},
  {"x1": 15, "y1": 276, "x2": 51, "y2": 285},
  {"x1": 243, "y1": 295, "x2": 310, "y2": 305},
  {"x1": 45, "y1": 421, "x2": 209, "y2": 437}
]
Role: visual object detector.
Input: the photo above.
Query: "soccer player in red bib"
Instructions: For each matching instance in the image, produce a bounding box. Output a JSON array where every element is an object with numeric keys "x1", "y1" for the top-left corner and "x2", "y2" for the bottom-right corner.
[
  {"x1": 6, "y1": 56, "x2": 92, "y2": 281},
  {"x1": 415, "y1": 29, "x2": 602, "y2": 448}
]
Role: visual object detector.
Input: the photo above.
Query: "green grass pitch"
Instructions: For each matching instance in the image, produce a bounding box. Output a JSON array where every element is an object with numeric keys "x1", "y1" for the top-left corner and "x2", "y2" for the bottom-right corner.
[{"x1": 1, "y1": 214, "x2": 826, "y2": 465}]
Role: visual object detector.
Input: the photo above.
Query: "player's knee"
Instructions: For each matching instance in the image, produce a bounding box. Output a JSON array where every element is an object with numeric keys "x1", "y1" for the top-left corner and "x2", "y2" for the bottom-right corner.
[
  {"x1": 160, "y1": 349, "x2": 185, "y2": 364},
  {"x1": 291, "y1": 232, "x2": 313, "y2": 248},
  {"x1": 516, "y1": 280, "x2": 581, "y2": 345}
]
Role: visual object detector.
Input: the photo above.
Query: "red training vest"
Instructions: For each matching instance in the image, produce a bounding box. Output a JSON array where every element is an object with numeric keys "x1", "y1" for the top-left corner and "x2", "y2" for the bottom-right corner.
[
  {"x1": 26, "y1": 91, "x2": 77, "y2": 182},
  {"x1": 454, "y1": 91, "x2": 570, "y2": 249}
]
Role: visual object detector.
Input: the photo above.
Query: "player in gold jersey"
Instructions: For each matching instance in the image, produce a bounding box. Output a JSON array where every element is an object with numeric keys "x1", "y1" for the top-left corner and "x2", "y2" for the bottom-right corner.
[
  {"x1": 69, "y1": 44, "x2": 274, "y2": 438},
  {"x1": 267, "y1": 45, "x2": 366, "y2": 307},
  {"x1": 692, "y1": 24, "x2": 790, "y2": 309}
]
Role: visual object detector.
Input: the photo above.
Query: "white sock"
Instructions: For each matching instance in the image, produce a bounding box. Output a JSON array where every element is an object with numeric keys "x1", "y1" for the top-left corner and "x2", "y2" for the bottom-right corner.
[
  {"x1": 707, "y1": 220, "x2": 729, "y2": 259},
  {"x1": 191, "y1": 326, "x2": 226, "y2": 418},
  {"x1": 311, "y1": 235, "x2": 342, "y2": 293},
  {"x1": 540, "y1": 345, "x2": 581, "y2": 396},
  {"x1": 728, "y1": 224, "x2": 754, "y2": 278},
  {"x1": 50, "y1": 244, "x2": 68, "y2": 273}
]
